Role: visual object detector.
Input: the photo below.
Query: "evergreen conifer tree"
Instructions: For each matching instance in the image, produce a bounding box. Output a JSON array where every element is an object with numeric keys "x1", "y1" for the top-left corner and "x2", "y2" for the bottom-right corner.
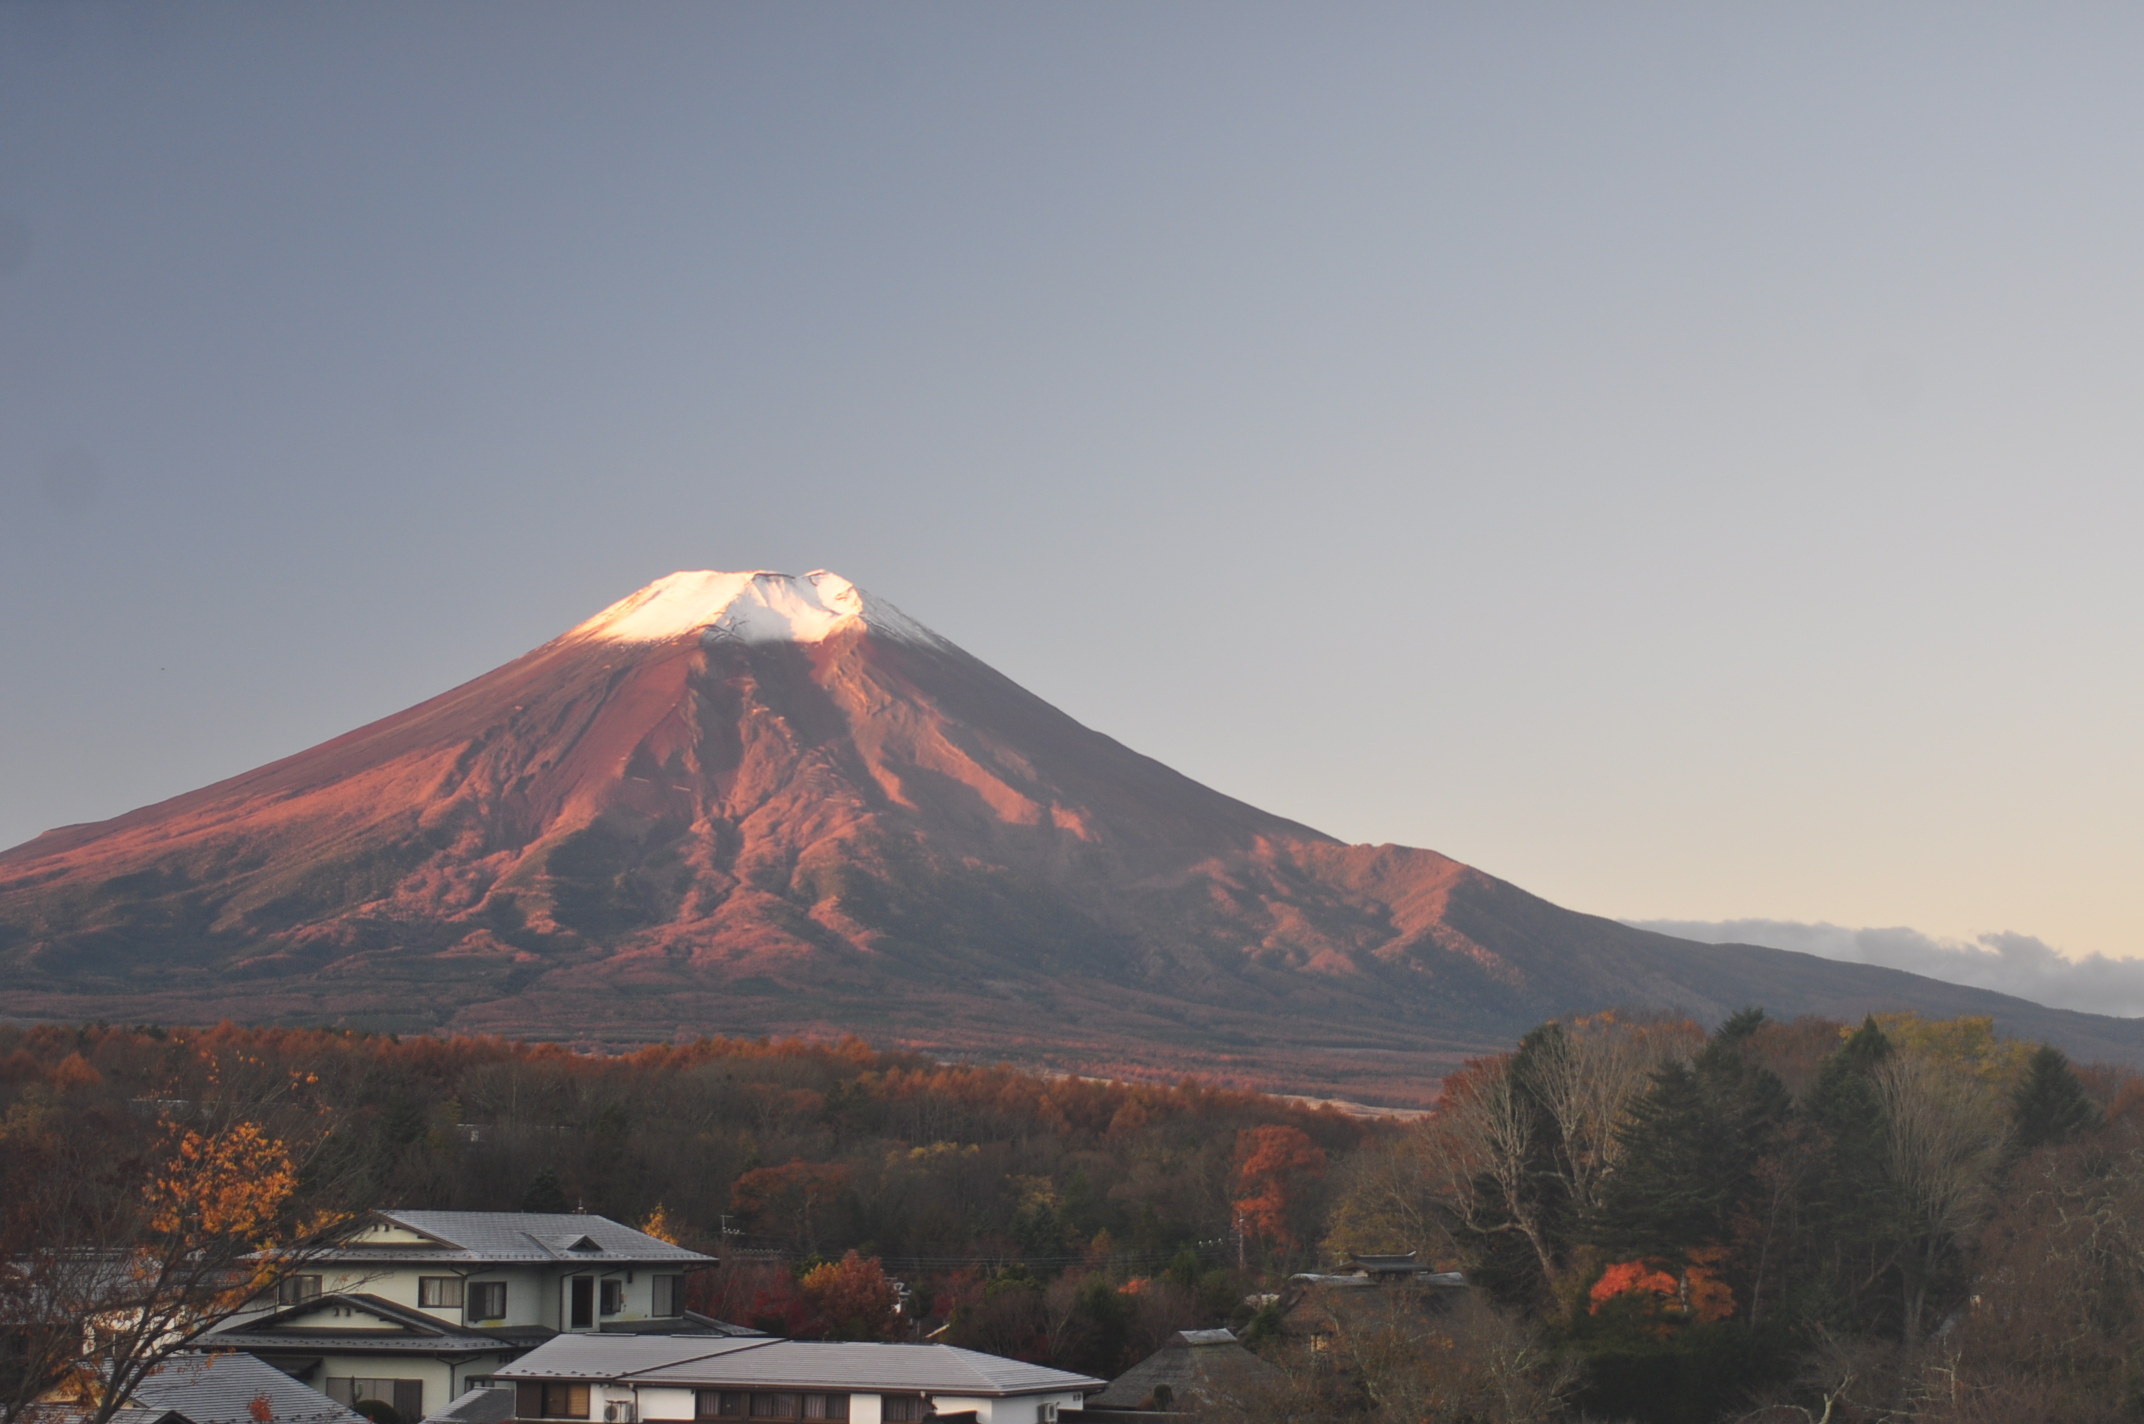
[
  {"x1": 522, "y1": 1165, "x2": 570, "y2": 1213},
  {"x1": 1799, "y1": 1017, "x2": 1896, "y2": 1325},
  {"x1": 1593, "y1": 1009, "x2": 1790, "y2": 1292},
  {"x1": 2010, "y1": 1043, "x2": 2101, "y2": 1154}
]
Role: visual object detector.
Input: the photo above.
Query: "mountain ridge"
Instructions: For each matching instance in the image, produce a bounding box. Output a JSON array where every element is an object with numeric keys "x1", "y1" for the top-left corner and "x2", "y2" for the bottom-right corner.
[{"x1": 5, "y1": 568, "x2": 2139, "y2": 1104}]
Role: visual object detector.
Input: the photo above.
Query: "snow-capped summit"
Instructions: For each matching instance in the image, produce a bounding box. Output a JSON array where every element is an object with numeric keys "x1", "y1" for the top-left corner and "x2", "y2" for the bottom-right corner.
[{"x1": 569, "y1": 569, "x2": 941, "y2": 646}]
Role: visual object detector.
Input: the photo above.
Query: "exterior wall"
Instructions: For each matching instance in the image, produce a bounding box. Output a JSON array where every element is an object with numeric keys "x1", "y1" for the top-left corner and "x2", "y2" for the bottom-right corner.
[
  {"x1": 314, "y1": 1351, "x2": 466, "y2": 1417},
  {"x1": 300, "y1": 1262, "x2": 686, "y2": 1332},
  {"x1": 623, "y1": 1387, "x2": 885, "y2": 1423},
  {"x1": 633, "y1": 1388, "x2": 695, "y2": 1421},
  {"x1": 603, "y1": 1386, "x2": 1089, "y2": 1424},
  {"x1": 931, "y1": 1393, "x2": 1084, "y2": 1423}
]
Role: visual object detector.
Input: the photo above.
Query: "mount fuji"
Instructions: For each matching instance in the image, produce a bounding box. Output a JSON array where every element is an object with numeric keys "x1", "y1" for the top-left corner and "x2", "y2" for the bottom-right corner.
[{"x1": 3, "y1": 569, "x2": 2138, "y2": 1103}]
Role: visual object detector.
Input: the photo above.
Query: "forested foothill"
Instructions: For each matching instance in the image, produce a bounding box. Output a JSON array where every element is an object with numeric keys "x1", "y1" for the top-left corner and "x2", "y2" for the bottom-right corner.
[{"x1": 1, "y1": 1009, "x2": 2137, "y2": 1423}]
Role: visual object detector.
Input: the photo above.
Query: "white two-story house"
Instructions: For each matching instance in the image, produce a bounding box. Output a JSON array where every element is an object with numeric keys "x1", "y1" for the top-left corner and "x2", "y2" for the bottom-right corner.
[
  {"x1": 207, "y1": 1211, "x2": 731, "y2": 1422},
  {"x1": 497, "y1": 1334, "x2": 1103, "y2": 1424}
]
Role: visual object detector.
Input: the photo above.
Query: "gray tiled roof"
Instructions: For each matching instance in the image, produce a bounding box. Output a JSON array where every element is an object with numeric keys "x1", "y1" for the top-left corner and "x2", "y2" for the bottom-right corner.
[
  {"x1": 419, "y1": 1390, "x2": 517, "y2": 1424},
  {"x1": 126, "y1": 1352, "x2": 367, "y2": 1424},
  {"x1": 1175, "y1": 1329, "x2": 1237, "y2": 1346},
  {"x1": 495, "y1": 1338, "x2": 772, "y2": 1379},
  {"x1": 316, "y1": 1213, "x2": 711, "y2": 1266},
  {"x1": 499, "y1": 1337, "x2": 1103, "y2": 1397}
]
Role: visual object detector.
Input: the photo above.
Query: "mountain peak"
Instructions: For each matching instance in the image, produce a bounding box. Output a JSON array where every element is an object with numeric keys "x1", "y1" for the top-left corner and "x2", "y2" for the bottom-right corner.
[{"x1": 567, "y1": 568, "x2": 941, "y2": 646}]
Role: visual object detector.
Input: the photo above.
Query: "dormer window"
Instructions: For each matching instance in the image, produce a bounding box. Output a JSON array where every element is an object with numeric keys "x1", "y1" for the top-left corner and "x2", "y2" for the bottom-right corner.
[{"x1": 566, "y1": 1235, "x2": 601, "y2": 1252}]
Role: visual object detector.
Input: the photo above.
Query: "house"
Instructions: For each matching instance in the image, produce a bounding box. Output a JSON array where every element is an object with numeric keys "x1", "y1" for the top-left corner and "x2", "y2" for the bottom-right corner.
[
  {"x1": 1081, "y1": 1329, "x2": 1281, "y2": 1415},
  {"x1": 1268, "y1": 1258, "x2": 1469, "y2": 1375},
  {"x1": 203, "y1": 1212, "x2": 726, "y2": 1420},
  {"x1": 496, "y1": 1332, "x2": 1104, "y2": 1424}
]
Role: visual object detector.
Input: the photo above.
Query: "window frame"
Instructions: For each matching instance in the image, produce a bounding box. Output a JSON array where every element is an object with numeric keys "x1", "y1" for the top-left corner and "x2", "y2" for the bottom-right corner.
[
  {"x1": 525, "y1": 1383, "x2": 590, "y2": 1420},
  {"x1": 418, "y1": 1276, "x2": 465, "y2": 1309},
  {"x1": 277, "y1": 1275, "x2": 323, "y2": 1307},
  {"x1": 329, "y1": 1377, "x2": 424, "y2": 1419},
  {"x1": 469, "y1": 1280, "x2": 509, "y2": 1322},
  {"x1": 651, "y1": 1274, "x2": 683, "y2": 1318}
]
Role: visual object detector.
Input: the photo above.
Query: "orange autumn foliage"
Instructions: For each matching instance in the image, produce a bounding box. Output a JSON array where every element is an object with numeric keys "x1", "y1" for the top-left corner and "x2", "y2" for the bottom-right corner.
[
  {"x1": 144, "y1": 1122, "x2": 299, "y2": 1242},
  {"x1": 1589, "y1": 1246, "x2": 1734, "y2": 1326},
  {"x1": 1232, "y1": 1124, "x2": 1328, "y2": 1248},
  {"x1": 799, "y1": 1251, "x2": 902, "y2": 1341}
]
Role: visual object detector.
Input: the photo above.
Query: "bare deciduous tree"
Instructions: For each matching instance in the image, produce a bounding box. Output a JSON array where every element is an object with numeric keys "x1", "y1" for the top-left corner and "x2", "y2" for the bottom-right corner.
[
  {"x1": 1525, "y1": 1013, "x2": 1702, "y2": 1224},
  {"x1": 1408, "y1": 1014, "x2": 1699, "y2": 1305},
  {"x1": 1875, "y1": 1052, "x2": 2006, "y2": 1346}
]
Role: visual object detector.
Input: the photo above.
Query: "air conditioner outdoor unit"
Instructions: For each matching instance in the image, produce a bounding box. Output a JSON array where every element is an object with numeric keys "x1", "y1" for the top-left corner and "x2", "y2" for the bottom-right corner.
[{"x1": 602, "y1": 1403, "x2": 636, "y2": 1422}]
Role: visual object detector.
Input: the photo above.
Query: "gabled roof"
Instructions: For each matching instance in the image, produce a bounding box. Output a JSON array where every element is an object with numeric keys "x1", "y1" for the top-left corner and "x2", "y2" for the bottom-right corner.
[
  {"x1": 316, "y1": 1212, "x2": 712, "y2": 1266},
  {"x1": 205, "y1": 1294, "x2": 521, "y2": 1354},
  {"x1": 125, "y1": 1352, "x2": 368, "y2": 1424},
  {"x1": 497, "y1": 1337, "x2": 1104, "y2": 1398}
]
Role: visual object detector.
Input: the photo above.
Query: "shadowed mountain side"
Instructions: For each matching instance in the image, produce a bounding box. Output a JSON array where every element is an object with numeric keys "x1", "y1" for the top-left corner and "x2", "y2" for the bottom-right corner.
[{"x1": 4, "y1": 569, "x2": 2140, "y2": 1104}]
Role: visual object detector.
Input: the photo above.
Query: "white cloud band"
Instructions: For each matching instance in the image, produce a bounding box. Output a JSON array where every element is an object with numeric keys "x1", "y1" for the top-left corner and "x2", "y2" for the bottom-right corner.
[{"x1": 1629, "y1": 919, "x2": 2144, "y2": 1019}]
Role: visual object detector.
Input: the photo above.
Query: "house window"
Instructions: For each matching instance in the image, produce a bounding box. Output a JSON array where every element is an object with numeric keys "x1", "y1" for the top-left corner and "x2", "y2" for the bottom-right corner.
[
  {"x1": 470, "y1": 1281, "x2": 508, "y2": 1321},
  {"x1": 327, "y1": 1378, "x2": 423, "y2": 1420},
  {"x1": 652, "y1": 1275, "x2": 683, "y2": 1317},
  {"x1": 799, "y1": 1399, "x2": 847, "y2": 1422},
  {"x1": 880, "y1": 1400, "x2": 925, "y2": 1423},
  {"x1": 516, "y1": 1383, "x2": 590, "y2": 1419},
  {"x1": 419, "y1": 1277, "x2": 464, "y2": 1309},
  {"x1": 599, "y1": 1280, "x2": 625, "y2": 1315},
  {"x1": 749, "y1": 1397, "x2": 798, "y2": 1420},
  {"x1": 694, "y1": 1394, "x2": 748, "y2": 1420},
  {"x1": 277, "y1": 1275, "x2": 322, "y2": 1306},
  {"x1": 569, "y1": 1277, "x2": 595, "y2": 1330}
]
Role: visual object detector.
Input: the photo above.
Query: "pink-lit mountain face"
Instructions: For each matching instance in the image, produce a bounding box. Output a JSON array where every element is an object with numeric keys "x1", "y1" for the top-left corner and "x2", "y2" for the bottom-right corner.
[{"x1": 3, "y1": 570, "x2": 2138, "y2": 1103}]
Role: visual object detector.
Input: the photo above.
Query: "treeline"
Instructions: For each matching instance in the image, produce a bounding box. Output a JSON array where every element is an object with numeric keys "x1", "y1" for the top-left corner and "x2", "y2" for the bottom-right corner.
[
  {"x1": 1321, "y1": 1009, "x2": 2139, "y2": 1423},
  {"x1": 8, "y1": 1012, "x2": 2140, "y2": 1422},
  {"x1": 0, "y1": 1024, "x2": 1357, "y2": 1383}
]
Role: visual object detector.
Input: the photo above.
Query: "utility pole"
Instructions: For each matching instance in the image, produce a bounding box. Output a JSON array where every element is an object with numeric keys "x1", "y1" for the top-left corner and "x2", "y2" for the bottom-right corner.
[{"x1": 1234, "y1": 1213, "x2": 1246, "y2": 1272}]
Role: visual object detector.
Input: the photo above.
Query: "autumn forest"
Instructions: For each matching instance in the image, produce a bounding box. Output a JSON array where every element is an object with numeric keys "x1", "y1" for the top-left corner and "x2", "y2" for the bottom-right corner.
[{"x1": 2, "y1": 1010, "x2": 2137, "y2": 1424}]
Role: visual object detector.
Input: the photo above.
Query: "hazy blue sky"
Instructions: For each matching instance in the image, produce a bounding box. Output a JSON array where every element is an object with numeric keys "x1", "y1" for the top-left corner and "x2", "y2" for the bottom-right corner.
[{"x1": 3, "y1": 5, "x2": 2140, "y2": 964}]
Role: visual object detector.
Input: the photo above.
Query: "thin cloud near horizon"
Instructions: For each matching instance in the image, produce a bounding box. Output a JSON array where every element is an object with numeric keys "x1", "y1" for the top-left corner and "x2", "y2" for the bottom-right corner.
[{"x1": 1631, "y1": 919, "x2": 2144, "y2": 1020}]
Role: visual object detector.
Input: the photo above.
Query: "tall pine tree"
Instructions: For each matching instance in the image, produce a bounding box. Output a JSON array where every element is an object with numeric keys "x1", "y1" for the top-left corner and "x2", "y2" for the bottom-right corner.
[
  {"x1": 1799, "y1": 1017, "x2": 1897, "y2": 1330},
  {"x1": 2010, "y1": 1043, "x2": 2101, "y2": 1154},
  {"x1": 1593, "y1": 1008, "x2": 1791, "y2": 1317}
]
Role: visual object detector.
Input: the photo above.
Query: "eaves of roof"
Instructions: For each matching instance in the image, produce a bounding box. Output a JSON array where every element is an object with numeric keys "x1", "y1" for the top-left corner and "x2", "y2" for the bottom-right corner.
[{"x1": 212, "y1": 1334, "x2": 517, "y2": 1355}]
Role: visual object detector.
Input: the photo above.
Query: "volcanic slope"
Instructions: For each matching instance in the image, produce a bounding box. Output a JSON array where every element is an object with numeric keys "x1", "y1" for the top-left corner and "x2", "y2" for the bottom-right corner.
[{"x1": 4, "y1": 569, "x2": 2139, "y2": 1103}]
